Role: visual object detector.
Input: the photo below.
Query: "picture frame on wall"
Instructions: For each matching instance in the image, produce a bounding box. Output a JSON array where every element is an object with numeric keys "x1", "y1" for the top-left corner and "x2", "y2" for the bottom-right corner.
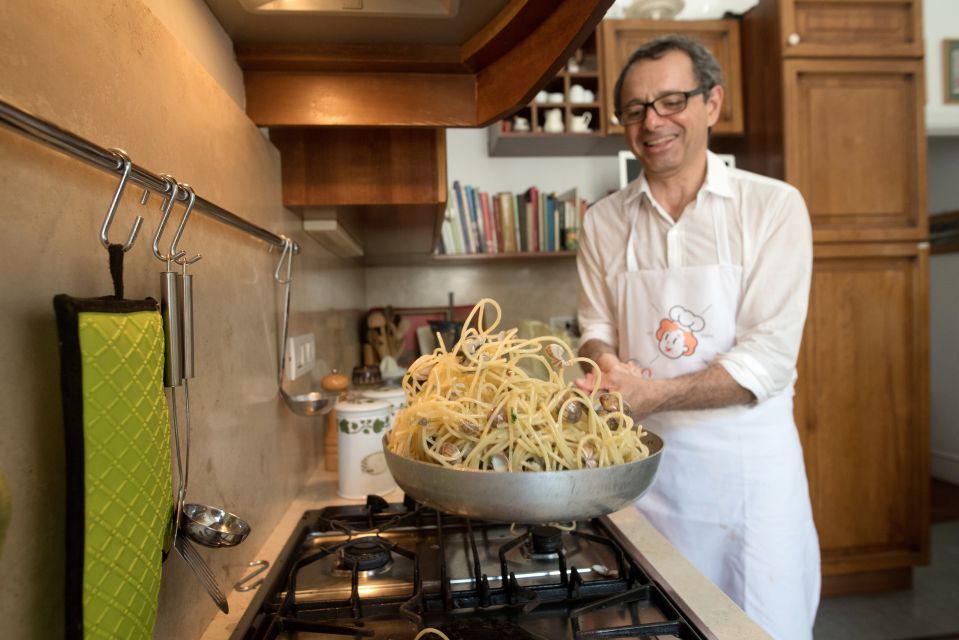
[{"x1": 944, "y1": 39, "x2": 959, "y2": 104}]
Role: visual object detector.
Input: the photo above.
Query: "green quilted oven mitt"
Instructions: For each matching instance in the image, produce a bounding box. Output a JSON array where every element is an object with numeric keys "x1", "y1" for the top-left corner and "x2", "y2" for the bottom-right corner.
[{"x1": 55, "y1": 295, "x2": 172, "y2": 640}]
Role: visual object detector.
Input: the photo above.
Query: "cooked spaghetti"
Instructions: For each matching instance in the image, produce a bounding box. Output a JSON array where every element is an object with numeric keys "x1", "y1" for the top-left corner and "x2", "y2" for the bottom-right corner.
[{"x1": 386, "y1": 299, "x2": 649, "y2": 471}]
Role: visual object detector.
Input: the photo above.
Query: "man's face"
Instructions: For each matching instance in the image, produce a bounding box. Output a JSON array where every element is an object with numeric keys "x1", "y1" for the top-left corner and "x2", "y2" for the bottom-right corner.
[{"x1": 620, "y1": 50, "x2": 723, "y2": 180}]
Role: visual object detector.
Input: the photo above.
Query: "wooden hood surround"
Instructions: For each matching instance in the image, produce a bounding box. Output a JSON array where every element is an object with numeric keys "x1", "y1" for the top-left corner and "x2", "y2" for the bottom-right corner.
[
  {"x1": 234, "y1": 0, "x2": 614, "y2": 261},
  {"x1": 239, "y1": 0, "x2": 614, "y2": 128}
]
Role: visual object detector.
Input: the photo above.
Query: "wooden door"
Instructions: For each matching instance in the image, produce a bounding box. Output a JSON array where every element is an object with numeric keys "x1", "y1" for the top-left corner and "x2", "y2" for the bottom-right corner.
[
  {"x1": 780, "y1": 0, "x2": 923, "y2": 58},
  {"x1": 782, "y1": 58, "x2": 927, "y2": 242},
  {"x1": 795, "y1": 242, "x2": 929, "y2": 585},
  {"x1": 599, "y1": 20, "x2": 742, "y2": 136}
]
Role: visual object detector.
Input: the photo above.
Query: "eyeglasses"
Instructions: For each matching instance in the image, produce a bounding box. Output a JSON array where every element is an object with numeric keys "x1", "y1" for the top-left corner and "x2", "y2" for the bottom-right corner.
[{"x1": 617, "y1": 86, "x2": 711, "y2": 126}]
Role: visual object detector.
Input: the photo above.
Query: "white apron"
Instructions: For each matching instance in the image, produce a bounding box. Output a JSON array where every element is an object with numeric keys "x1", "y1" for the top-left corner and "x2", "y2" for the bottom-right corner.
[{"x1": 613, "y1": 195, "x2": 820, "y2": 640}]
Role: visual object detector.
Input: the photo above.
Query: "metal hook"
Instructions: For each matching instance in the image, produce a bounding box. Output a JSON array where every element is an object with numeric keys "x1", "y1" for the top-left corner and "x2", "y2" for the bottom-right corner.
[
  {"x1": 152, "y1": 175, "x2": 187, "y2": 264},
  {"x1": 170, "y1": 184, "x2": 202, "y2": 266},
  {"x1": 234, "y1": 559, "x2": 270, "y2": 592},
  {"x1": 99, "y1": 148, "x2": 144, "y2": 252},
  {"x1": 273, "y1": 236, "x2": 294, "y2": 284}
]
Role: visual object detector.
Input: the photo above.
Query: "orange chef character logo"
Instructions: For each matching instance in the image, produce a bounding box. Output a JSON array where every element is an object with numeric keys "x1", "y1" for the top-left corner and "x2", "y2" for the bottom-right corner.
[{"x1": 656, "y1": 305, "x2": 705, "y2": 359}]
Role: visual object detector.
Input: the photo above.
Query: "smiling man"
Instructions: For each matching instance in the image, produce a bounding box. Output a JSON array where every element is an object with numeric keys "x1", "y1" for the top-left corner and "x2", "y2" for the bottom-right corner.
[{"x1": 575, "y1": 36, "x2": 821, "y2": 639}]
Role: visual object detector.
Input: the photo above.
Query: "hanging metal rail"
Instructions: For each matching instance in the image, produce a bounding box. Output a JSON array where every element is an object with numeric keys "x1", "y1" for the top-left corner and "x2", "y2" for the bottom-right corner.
[{"x1": 0, "y1": 98, "x2": 298, "y2": 253}]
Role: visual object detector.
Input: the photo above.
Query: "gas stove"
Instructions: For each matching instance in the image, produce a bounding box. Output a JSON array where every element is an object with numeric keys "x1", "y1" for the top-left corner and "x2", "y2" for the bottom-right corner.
[{"x1": 232, "y1": 495, "x2": 711, "y2": 639}]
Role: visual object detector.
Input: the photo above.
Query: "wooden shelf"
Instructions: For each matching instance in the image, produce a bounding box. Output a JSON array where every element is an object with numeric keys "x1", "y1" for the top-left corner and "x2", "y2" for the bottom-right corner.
[
  {"x1": 488, "y1": 124, "x2": 629, "y2": 156},
  {"x1": 433, "y1": 251, "x2": 576, "y2": 262}
]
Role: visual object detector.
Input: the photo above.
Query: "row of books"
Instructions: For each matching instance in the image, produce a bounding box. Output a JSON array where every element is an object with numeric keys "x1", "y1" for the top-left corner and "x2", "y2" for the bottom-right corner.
[{"x1": 439, "y1": 181, "x2": 588, "y2": 255}]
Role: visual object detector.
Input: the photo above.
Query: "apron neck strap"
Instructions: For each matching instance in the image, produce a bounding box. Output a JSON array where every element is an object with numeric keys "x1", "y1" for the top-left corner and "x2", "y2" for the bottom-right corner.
[{"x1": 711, "y1": 196, "x2": 732, "y2": 266}]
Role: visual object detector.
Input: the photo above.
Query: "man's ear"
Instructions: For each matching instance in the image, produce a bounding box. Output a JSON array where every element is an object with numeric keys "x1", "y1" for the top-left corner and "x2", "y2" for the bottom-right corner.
[{"x1": 706, "y1": 85, "x2": 725, "y2": 128}]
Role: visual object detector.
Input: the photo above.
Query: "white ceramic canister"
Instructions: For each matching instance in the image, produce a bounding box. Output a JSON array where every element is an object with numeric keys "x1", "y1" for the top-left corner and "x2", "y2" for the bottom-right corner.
[
  {"x1": 360, "y1": 385, "x2": 407, "y2": 426},
  {"x1": 334, "y1": 397, "x2": 398, "y2": 499}
]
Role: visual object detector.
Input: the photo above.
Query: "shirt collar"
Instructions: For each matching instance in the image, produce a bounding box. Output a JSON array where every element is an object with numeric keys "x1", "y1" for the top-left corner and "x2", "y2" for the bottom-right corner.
[{"x1": 622, "y1": 150, "x2": 735, "y2": 209}]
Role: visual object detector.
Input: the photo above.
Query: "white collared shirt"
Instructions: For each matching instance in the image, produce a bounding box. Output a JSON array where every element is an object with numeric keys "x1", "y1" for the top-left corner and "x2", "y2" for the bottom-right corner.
[{"x1": 577, "y1": 151, "x2": 813, "y2": 402}]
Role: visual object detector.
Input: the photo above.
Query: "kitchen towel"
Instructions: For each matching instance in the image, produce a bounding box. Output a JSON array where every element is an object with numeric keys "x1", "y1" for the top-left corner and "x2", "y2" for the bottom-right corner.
[{"x1": 54, "y1": 245, "x2": 172, "y2": 640}]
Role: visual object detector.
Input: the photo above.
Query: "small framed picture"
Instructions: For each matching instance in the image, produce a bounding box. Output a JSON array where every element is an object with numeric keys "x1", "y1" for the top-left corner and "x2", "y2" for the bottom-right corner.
[{"x1": 944, "y1": 39, "x2": 959, "y2": 104}]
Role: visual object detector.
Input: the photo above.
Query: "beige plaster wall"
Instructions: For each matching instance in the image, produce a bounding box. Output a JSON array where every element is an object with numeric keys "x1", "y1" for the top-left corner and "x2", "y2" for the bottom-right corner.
[{"x1": 0, "y1": 0, "x2": 362, "y2": 637}]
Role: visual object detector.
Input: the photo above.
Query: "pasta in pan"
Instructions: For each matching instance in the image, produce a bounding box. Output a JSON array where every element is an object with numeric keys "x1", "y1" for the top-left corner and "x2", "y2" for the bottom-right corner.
[{"x1": 386, "y1": 298, "x2": 649, "y2": 472}]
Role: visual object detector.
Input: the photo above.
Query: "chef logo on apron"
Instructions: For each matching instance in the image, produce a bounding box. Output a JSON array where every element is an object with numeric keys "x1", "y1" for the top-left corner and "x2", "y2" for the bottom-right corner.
[
  {"x1": 628, "y1": 304, "x2": 709, "y2": 377},
  {"x1": 656, "y1": 305, "x2": 705, "y2": 359}
]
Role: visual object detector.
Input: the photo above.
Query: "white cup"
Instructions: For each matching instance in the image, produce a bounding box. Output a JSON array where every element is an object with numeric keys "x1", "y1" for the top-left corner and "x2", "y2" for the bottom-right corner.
[
  {"x1": 535, "y1": 90, "x2": 549, "y2": 103},
  {"x1": 513, "y1": 116, "x2": 530, "y2": 132},
  {"x1": 548, "y1": 92, "x2": 565, "y2": 103},
  {"x1": 570, "y1": 84, "x2": 587, "y2": 103},
  {"x1": 583, "y1": 89, "x2": 595, "y2": 103}
]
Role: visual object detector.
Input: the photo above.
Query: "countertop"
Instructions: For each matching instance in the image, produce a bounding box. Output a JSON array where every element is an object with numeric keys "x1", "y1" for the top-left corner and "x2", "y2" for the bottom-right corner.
[{"x1": 200, "y1": 466, "x2": 770, "y2": 640}]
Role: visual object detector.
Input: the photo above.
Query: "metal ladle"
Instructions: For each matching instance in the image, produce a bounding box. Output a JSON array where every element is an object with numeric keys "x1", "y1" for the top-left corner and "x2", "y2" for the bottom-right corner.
[
  {"x1": 154, "y1": 180, "x2": 245, "y2": 614},
  {"x1": 170, "y1": 185, "x2": 251, "y2": 549},
  {"x1": 274, "y1": 237, "x2": 337, "y2": 416}
]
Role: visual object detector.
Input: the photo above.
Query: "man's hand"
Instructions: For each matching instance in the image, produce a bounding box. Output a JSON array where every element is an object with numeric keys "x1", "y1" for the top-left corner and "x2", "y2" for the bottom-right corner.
[
  {"x1": 575, "y1": 349, "x2": 756, "y2": 419},
  {"x1": 575, "y1": 358, "x2": 665, "y2": 419}
]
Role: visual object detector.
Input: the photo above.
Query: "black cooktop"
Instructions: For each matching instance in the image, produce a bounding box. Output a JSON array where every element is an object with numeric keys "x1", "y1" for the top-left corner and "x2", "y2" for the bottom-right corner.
[{"x1": 232, "y1": 495, "x2": 707, "y2": 640}]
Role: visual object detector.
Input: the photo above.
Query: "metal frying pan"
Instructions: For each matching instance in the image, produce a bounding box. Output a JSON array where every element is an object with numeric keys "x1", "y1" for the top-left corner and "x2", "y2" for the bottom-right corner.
[{"x1": 382, "y1": 431, "x2": 663, "y2": 524}]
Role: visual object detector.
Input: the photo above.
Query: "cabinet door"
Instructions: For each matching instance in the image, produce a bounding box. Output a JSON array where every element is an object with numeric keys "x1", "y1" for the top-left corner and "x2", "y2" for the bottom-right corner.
[
  {"x1": 780, "y1": 0, "x2": 923, "y2": 58},
  {"x1": 599, "y1": 20, "x2": 743, "y2": 136},
  {"x1": 783, "y1": 58, "x2": 927, "y2": 242},
  {"x1": 795, "y1": 242, "x2": 929, "y2": 579}
]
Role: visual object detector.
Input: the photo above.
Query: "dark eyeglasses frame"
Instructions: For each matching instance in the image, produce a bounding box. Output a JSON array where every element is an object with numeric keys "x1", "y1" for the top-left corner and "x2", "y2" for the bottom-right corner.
[{"x1": 616, "y1": 85, "x2": 712, "y2": 125}]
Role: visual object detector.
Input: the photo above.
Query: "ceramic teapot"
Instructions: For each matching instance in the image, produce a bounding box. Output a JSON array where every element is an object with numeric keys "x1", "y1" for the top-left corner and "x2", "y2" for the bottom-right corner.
[{"x1": 543, "y1": 108, "x2": 564, "y2": 133}]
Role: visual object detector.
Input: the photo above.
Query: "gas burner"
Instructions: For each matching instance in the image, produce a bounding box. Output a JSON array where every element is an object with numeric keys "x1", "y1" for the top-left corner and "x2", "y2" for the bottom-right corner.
[
  {"x1": 333, "y1": 538, "x2": 394, "y2": 577},
  {"x1": 433, "y1": 619, "x2": 543, "y2": 640},
  {"x1": 526, "y1": 525, "x2": 564, "y2": 560}
]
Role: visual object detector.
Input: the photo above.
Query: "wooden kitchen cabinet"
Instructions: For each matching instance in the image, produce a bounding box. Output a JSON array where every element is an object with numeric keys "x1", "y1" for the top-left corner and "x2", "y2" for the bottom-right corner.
[
  {"x1": 779, "y1": 0, "x2": 923, "y2": 59},
  {"x1": 270, "y1": 127, "x2": 448, "y2": 262},
  {"x1": 795, "y1": 242, "x2": 929, "y2": 592},
  {"x1": 740, "y1": 0, "x2": 929, "y2": 595},
  {"x1": 600, "y1": 19, "x2": 743, "y2": 136},
  {"x1": 782, "y1": 58, "x2": 927, "y2": 242}
]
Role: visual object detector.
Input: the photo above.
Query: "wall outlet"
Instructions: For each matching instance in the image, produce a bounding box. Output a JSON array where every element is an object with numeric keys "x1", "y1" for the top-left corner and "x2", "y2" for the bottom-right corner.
[{"x1": 286, "y1": 333, "x2": 316, "y2": 381}]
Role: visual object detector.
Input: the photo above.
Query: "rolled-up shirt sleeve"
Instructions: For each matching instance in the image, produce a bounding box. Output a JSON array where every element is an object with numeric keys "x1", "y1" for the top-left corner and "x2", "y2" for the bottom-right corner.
[
  {"x1": 577, "y1": 204, "x2": 618, "y2": 349},
  {"x1": 716, "y1": 185, "x2": 812, "y2": 403}
]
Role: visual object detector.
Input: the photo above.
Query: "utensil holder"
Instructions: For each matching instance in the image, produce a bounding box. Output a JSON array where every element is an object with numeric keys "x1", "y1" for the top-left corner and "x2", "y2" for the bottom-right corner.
[{"x1": 334, "y1": 397, "x2": 397, "y2": 499}]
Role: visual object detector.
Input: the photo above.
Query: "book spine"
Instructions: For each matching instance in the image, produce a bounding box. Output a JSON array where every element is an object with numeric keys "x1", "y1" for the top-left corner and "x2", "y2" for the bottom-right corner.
[
  {"x1": 529, "y1": 188, "x2": 539, "y2": 252},
  {"x1": 516, "y1": 193, "x2": 527, "y2": 252},
  {"x1": 440, "y1": 217, "x2": 455, "y2": 254},
  {"x1": 452, "y1": 181, "x2": 473, "y2": 253},
  {"x1": 481, "y1": 191, "x2": 497, "y2": 255},
  {"x1": 499, "y1": 192, "x2": 516, "y2": 253},
  {"x1": 468, "y1": 186, "x2": 486, "y2": 253}
]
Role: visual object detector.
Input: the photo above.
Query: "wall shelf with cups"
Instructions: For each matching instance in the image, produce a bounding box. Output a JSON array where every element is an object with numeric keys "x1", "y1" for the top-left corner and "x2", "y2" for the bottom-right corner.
[{"x1": 488, "y1": 29, "x2": 629, "y2": 157}]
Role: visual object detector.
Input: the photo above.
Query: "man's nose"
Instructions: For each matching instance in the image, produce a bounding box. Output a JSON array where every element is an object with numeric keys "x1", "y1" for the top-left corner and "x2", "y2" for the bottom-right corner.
[{"x1": 642, "y1": 106, "x2": 667, "y2": 127}]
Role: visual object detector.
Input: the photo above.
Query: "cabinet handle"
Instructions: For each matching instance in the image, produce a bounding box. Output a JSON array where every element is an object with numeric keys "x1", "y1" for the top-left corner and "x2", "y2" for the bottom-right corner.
[{"x1": 787, "y1": 33, "x2": 800, "y2": 46}]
